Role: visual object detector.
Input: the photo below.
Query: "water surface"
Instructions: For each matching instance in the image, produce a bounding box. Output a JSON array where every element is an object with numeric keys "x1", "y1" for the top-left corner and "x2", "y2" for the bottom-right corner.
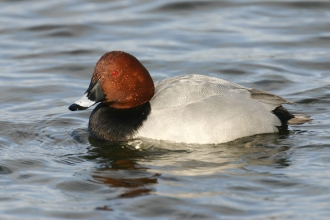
[{"x1": 1, "y1": 0, "x2": 330, "y2": 219}]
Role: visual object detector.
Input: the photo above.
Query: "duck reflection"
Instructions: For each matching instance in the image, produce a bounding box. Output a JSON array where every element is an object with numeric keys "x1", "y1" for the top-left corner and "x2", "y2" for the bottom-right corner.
[
  {"x1": 86, "y1": 136, "x2": 159, "y2": 198},
  {"x1": 84, "y1": 131, "x2": 294, "y2": 199}
]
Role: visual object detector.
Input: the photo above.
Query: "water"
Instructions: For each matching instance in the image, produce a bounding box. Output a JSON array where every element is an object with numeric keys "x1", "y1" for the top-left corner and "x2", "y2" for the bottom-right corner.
[{"x1": 1, "y1": 0, "x2": 330, "y2": 219}]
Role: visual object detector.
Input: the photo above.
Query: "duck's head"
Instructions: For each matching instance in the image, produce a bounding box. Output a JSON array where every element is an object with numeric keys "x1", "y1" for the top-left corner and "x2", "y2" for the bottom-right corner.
[{"x1": 69, "y1": 51, "x2": 155, "y2": 110}]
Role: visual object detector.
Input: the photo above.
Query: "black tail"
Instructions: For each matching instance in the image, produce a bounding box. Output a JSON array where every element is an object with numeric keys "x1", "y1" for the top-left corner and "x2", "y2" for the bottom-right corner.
[{"x1": 272, "y1": 105, "x2": 311, "y2": 130}]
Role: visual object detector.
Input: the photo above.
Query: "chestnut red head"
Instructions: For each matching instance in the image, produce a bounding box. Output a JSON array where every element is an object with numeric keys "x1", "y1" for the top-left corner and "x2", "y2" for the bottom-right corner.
[{"x1": 69, "y1": 51, "x2": 155, "y2": 111}]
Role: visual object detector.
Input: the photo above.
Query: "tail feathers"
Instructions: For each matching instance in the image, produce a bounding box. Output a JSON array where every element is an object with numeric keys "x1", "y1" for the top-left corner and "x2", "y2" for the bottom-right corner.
[
  {"x1": 272, "y1": 106, "x2": 311, "y2": 130},
  {"x1": 288, "y1": 114, "x2": 312, "y2": 125}
]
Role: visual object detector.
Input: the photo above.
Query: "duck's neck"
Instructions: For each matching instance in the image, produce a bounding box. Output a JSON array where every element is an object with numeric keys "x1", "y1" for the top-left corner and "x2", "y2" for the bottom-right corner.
[{"x1": 88, "y1": 102, "x2": 151, "y2": 142}]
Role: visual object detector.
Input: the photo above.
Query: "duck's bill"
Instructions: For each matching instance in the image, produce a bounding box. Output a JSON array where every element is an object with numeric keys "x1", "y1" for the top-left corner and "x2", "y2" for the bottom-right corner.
[
  {"x1": 68, "y1": 94, "x2": 96, "y2": 111},
  {"x1": 68, "y1": 79, "x2": 105, "y2": 111}
]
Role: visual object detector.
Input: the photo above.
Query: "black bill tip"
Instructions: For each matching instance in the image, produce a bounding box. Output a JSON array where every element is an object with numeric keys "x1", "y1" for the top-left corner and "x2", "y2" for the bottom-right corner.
[{"x1": 68, "y1": 103, "x2": 88, "y2": 111}]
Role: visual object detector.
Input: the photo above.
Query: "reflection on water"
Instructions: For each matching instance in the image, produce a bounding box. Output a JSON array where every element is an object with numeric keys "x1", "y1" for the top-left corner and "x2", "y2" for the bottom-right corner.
[
  {"x1": 87, "y1": 139, "x2": 159, "y2": 199},
  {"x1": 75, "y1": 133, "x2": 298, "y2": 218},
  {"x1": 82, "y1": 133, "x2": 292, "y2": 203},
  {"x1": 0, "y1": 0, "x2": 330, "y2": 219}
]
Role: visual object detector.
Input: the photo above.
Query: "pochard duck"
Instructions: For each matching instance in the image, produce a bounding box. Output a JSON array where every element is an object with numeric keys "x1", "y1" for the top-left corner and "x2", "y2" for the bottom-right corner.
[{"x1": 69, "y1": 51, "x2": 311, "y2": 144}]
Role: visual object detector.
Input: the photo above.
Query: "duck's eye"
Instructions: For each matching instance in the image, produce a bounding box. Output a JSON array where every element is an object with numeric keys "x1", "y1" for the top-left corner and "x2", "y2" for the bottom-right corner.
[{"x1": 112, "y1": 70, "x2": 119, "y2": 76}]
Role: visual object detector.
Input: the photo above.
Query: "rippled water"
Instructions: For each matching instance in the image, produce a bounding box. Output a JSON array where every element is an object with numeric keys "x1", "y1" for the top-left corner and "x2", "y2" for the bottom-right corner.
[{"x1": 1, "y1": 0, "x2": 330, "y2": 219}]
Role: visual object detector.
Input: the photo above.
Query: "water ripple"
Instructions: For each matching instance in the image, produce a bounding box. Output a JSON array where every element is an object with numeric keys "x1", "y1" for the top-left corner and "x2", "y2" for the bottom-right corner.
[{"x1": 0, "y1": 0, "x2": 329, "y2": 219}]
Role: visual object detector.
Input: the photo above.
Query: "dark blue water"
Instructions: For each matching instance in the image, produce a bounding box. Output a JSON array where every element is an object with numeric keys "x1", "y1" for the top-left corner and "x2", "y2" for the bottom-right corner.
[{"x1": 1, "y1": 1, "x2": 330, "y2": 219}]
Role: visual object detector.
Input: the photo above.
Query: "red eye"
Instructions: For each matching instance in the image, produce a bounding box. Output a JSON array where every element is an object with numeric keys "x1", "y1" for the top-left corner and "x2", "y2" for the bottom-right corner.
[{"x1": 112, "y1": 70, "x2": 119, "y2": 76}]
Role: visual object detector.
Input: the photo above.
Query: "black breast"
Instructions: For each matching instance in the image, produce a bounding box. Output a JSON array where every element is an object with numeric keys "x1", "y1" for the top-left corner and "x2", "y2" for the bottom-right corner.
[{"x1": 88, "y1": 102, "x2": 151, "y2": 142}]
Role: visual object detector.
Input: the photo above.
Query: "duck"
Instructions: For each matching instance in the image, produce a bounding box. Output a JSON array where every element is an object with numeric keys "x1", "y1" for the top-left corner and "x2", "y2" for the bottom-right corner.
[{"x1": 68, "y1": 51, "x2": 311, "y2": 144}]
